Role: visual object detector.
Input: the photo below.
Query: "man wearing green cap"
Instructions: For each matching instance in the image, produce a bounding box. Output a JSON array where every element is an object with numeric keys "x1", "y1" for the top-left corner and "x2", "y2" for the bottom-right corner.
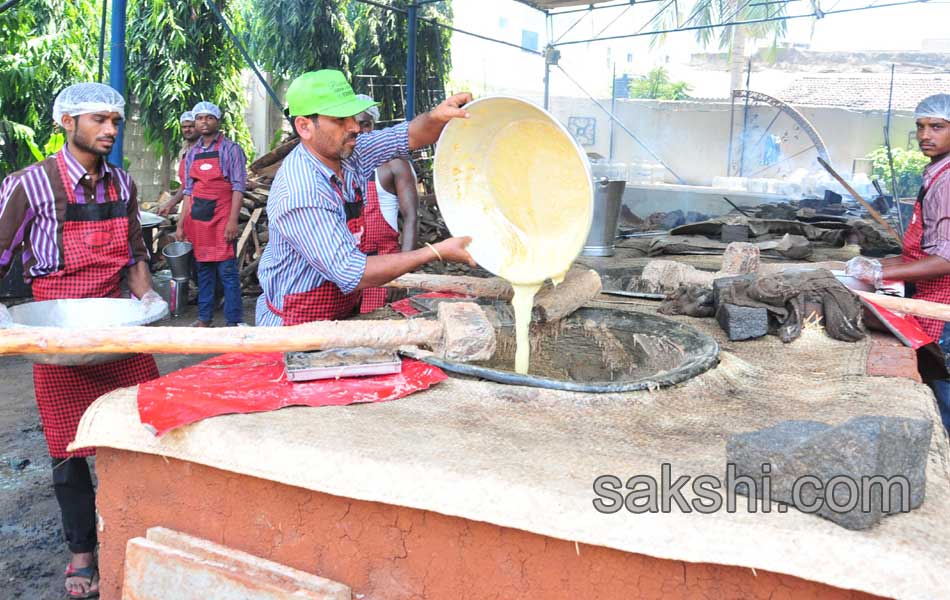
[{"x1": 255, "y1": 70, "x2": 475, "y2": 325}]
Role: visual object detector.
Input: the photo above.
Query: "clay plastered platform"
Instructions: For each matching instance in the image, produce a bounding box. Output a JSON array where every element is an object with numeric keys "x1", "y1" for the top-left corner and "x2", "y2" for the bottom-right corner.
[{"x1": 73, "y1": 307, "x2": 950, "y2": 600}]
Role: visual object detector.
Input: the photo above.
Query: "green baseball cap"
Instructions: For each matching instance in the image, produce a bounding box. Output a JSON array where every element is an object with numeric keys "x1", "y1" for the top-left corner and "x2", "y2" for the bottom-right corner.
[{"x1": 286, "y1": 70, "x2": 377, "y2": 118}]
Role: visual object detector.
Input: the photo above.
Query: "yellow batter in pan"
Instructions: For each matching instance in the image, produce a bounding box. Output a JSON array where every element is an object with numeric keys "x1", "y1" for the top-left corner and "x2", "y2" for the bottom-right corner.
[{"x1": 434, "y1": 97, "x2": 593, "y2": 374}]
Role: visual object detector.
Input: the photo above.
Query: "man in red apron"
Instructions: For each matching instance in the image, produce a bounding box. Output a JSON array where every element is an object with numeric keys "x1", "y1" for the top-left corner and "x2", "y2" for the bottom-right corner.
[
  {"x1": 0, "y1": 83, "x2": 165, "y2": 599},
  {"x1": 255, "y1": 70, "x2": 475, "y2": 327},
  {"x1": 156, "y1": 110, "x2": 199, "y2": 217},
  {"x1": 175, "y1": 101, "x2": 247, "y2": 327},
  {"x1": 354, "y1": 96, "x2": 420, "y2": 313},
  {"x1": 846, "y1": 93, "x2": 950, "y2": 430}
]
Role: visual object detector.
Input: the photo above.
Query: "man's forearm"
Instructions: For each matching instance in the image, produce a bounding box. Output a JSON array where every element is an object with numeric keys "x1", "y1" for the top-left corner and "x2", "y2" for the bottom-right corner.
[
  {"x1": 401, "y1": 212, "x2": 418, "y2": 252},
  {"x1": 357, "y1": 247, "x2": 436, "y2": 290},
  {"x1": 880, "y1": 255, "x2": 905, "y2": 267},
  {"x1": 230, "y1": 190, "x2": 242, "y2": 222},
  {"x1": 127, "y1": 260, "x2": 154, "y2": 299},
  {"x1": 407, "y1": 111, "x2": 444, "y2": 150},
  {"x1": 178, "y1": 196, "x2": 192, "y2": 229},
  {"x1": 883, "y1": 254, "x2": 950, "y2": 282}
]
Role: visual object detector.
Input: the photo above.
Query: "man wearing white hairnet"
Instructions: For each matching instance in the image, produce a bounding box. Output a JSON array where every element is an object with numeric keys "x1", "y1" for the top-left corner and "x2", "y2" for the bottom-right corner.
[
  {"x1": 176, "y1": 101, "x2": 247, "y2": 327},
  {"x1": 0, "y1": 82, "x2": 165, "y2": 598},
  {"x1": 846, "y1": 93, "x2": 950, "y2": 430},
  {"x1": 157, "y1": 110, "x2": 200, "y2": 217},
  {"x1": 353, "y1": 95, "x2": 420, "y2": 312}
]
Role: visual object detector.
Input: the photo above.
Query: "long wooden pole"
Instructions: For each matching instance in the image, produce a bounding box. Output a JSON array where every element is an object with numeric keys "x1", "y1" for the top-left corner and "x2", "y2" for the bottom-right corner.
[
  {"x1": 0, "y1": 319, "x2": 443, "y2": 356},
  {"x1": 817, "y1": 156, "x2": 902, "y2": 242},
  {"x1": 854, "y1": 290, "x2": 950, "y2": 323}
]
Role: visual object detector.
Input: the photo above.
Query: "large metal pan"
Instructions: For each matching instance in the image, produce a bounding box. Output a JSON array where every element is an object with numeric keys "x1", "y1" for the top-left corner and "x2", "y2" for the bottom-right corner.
[
  {"x1": 4, "y1": 297, "x2": 169, "y2": 366},
  {"x1": 433, "y1": 96, "x2": 593, "y2": 285}
]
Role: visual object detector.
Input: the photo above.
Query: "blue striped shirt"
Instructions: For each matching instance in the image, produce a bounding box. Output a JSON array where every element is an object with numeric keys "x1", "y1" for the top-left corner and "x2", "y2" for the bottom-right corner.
[
  {"x1": 255, "y1": 121, "x2": 411, "y2": 326},
  {"x1": 182, "y1": 133, "x2": 247, "y2": 196}
]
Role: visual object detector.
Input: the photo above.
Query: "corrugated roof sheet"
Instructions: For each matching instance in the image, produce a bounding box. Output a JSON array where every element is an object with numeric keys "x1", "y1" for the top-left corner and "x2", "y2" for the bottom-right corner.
[{"x1": 779, "y1": 74, "x2": 950, "y2": 111}]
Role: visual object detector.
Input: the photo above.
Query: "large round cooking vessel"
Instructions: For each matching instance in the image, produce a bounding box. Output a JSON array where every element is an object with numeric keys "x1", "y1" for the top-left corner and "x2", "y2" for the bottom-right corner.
[
  {"x1": 433, "y1": 96, "x2": 593, "y2": 285},
  {"x1": 5, "y1": 297, "x2": 168, "y2": 366}
]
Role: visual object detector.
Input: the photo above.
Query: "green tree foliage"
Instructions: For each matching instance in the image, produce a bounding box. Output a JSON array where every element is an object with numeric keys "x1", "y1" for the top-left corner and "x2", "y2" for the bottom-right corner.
[
  {"x1": 867, "y1": 146, "x2": 931, "y2": 198},
  {"x1": 348, "y1": 2, "x2": 453, "y2": 120},
  {"x1": 248, "y1": 0, "x2": 355, "y2": 79},
  {"x1": 0, "y1": 0, "x2": 99, "y2": 176},
  {"x1": 127, "y1": 0, "x2": 252, "y2": 170},
  {"x1": 628, "y1": 68, "x2": 691, "y2": 100}
]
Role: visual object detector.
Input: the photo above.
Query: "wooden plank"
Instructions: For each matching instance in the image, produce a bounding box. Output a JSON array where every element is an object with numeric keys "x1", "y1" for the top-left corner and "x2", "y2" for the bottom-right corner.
[
  {"x1": 236, "y1": 208, "x2": 263, "y2": 266},
  {"x1": 249, "y1": 137, "x2": 300, "y2": 173}
]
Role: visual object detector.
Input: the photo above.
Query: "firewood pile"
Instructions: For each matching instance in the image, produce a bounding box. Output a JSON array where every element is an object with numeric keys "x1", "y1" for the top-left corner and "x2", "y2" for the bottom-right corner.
[{"x1": 141, "y1": 135, "x2": 478, "y2": 294}]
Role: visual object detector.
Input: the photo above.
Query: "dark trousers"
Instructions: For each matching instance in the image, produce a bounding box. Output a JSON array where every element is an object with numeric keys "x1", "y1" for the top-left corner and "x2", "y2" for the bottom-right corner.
[
  {"x1": 52, "y1": 457, "x2": 97, "y2": 554},
  {"x1": 197, "y1": 257, "x2": 242, "y2": 325},
  {"x1": 930, "y1": 323, "x2": 950, "y2": 432}
]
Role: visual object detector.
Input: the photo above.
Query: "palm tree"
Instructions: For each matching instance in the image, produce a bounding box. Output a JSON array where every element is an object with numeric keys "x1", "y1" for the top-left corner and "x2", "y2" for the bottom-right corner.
[{"x1": 652, "y1": 0, "x2": 788, "y2": 94}]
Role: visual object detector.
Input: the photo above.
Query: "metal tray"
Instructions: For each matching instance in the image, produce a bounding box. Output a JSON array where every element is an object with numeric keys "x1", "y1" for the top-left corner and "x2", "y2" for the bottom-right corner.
[{"x1": 285, "y1": 347, "x2": 402, "y2": 382}]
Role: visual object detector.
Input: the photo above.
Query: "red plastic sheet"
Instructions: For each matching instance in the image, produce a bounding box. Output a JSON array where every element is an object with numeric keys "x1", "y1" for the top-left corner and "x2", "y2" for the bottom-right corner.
[
  {"x1": 859, "y1": 297, "x2": 934, "y2": 350},
  {"x1": 137, "y1": 353, "x2": 447, "y2": 436},
  {"x1": 389, "y1": 292, "x2": 471, "y2": 317}
]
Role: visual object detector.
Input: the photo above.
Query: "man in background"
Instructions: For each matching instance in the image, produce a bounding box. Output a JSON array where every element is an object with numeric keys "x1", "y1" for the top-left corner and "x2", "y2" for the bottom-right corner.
[{"x1": 354, "y1": 94, "x2": 419, "y2": 312}]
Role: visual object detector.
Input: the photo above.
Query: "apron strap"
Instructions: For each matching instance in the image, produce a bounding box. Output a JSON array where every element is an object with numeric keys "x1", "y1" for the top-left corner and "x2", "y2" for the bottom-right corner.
[
  {"x1": 915, "y1": 161, "x2": 950, "y2": 230},
  {"x1": 54, "y1": 150, "x2": 119, "y2": 205},
  {"x1": 264, "y1": 297, "x2": 286, "y2": 319}
]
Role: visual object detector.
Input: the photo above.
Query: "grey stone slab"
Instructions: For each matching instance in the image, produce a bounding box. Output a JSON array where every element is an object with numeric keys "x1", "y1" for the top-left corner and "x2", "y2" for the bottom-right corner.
[
  {"x1": 721, "y1": 224, "x2": 750, "y2": 243},
  {"x1": 711, "y1": 275, "x2": 756, "y2": 312},
  {"x1": 726, "y1": 416, "x2": 933, "y2": 530},
  {"x1": 716, "y1": 303, "x2": 768, "y2": 341}
]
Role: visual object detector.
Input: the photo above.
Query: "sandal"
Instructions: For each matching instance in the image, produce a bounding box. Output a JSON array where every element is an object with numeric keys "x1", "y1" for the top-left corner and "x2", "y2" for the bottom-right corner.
[{"x1": 65, "y1": 563, "x2": 99, "y2": 599}]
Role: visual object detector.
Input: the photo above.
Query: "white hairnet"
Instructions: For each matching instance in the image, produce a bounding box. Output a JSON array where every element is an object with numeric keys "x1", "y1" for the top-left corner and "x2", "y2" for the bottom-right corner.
[
  {"x1": 192, "y1": 101, "x2": 221, "y2": 119},
  {"x1": 915, "y1": 94, "x2": 950, "y2": 122},
  {"x1": 180, "y1": 111, "x2": 195, "y2": 123},
  {"x1": 356, "y1": 94, "x2": 380, "y2": 122},
  {"x1": 52, "y1": 83, "x2": 125, "y2": 126}
]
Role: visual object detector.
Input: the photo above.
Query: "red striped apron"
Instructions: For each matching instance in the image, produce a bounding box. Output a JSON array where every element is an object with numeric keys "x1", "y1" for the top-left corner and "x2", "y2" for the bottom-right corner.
[
  {"x1": 266, "y1": 180, "x2": 371, "y2": 325},
  {"x1": 901, "y1": 160, "x2": 950, "y2": 341},
  {"x1": 30, "y1": 151, "x2": 159, "y2": 458},
  {"x1": 360, "y1": 178, "x2": 401, "y2": 313},
  {"x1": 186, "y1": 136, "x2": 235, "y2": 262}
]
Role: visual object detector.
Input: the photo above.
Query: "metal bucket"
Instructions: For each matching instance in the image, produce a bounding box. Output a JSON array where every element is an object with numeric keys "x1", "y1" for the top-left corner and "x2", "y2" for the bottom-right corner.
[
  {"x1": 582, "y1": 179, "x2": 626, "y2": 257},
  {"x1": 168, "y1": 277, "x2": 190, "y2": 318},
  {"x1": 162, "y1": 241, "x2": 193, "y2": 279}
]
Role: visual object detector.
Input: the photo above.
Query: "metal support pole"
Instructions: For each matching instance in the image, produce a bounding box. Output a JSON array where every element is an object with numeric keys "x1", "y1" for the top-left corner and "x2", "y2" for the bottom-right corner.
[
  {"x1": 609, "y1": 62, "x2": 616, "y2": 160},
  {"x1": 107, "y1": 0, "x2": 127, "y2": 166},
  {"x1": 0, "y1": 0, "x2": 22, "y2": 15},
  {"x1": 726, "y1": 91, "x2": 737, "y2": 176},
  {"x1": 203, "y1": 0, "x2": 290, "y2": 127},
  {"x1": 556, "y1": 65, "x2": 685, "y2": 184},
  {"x1": 406, "y1": 2, "x2": 418, "y2": 120},
  {"x1": 543, "y1": 61, "x2": 551, "y2": 110},
  {"x1": 543, "y1": 45, "x2": 560, "y2": 111},
  {"x1": 884, "y1": 63, "x2": 904, "y2": 232},
  {"x1": 98, "y1": 0, "x2": 109, "y2": 83},
  {"x1": 737, "y1": 57, "x2": 752, "y2": 176}
]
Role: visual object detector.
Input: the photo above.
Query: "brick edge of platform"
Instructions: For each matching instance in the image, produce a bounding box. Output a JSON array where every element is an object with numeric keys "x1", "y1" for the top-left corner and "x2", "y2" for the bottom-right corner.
[{"x1": 866, "y1": 333, "x2": 922, "y2": 383}]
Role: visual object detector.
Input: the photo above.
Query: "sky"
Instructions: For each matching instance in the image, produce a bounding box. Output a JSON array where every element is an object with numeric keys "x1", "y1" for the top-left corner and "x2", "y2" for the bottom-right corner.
[{"x1": 449, "y1": 0, "x2": 950, "y2": 99}]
